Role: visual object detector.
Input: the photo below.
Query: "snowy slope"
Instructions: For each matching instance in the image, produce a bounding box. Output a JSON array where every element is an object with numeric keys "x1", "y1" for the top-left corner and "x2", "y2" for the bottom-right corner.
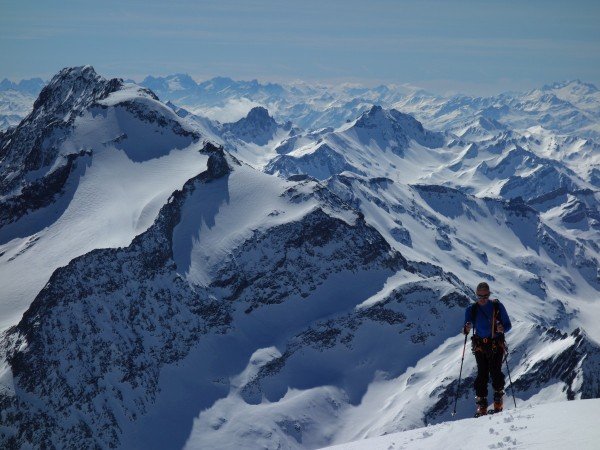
[
  {"x1": 0, "y1": 146, "x2": 419, "y2": 448},
  {"x1": 177, "y1": 170, "x2": 598, "y2": 449},
  {"x1": 265, "y1": 106, "x2": 596, "y2": 208},
  {"x1": 0, "y1": 68, "x2": 599, "y2": 450},
  {"x1": 0, "y1": 66, "x2": 210, "y2": 331},
  {"x1": 266, "y1": 106, "x2": 449, "y2": 182},
  {"x1": 137, "y1": 74, "x2": 600, "y2": 139},
  {"x1": 323, "y1": 399, "x2": 600, "y2": 450},
  {"x1": 5, "y1": 74, "x2": 599, "y2": 138}
]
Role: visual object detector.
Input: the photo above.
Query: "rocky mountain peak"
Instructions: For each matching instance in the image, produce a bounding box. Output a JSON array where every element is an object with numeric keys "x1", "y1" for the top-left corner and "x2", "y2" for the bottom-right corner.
[
  {"x1": 352, "y1": 105, "x2": 444, "y2": 149},
  {"x1": 222, "y1": 106, "x2": 281, "y2": 145},
  {"x1": 245, "y1": 106, "x2": 272, "y2": 124},
  {"x1": 32, "y1": 65, "x2": 126, "y2": 118},
  {"x1": 355, "y1": 105, "x2": 423, "y2": 132}
]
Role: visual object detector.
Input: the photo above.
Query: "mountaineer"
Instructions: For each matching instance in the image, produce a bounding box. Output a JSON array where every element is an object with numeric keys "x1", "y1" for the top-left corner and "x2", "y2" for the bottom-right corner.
[{"x1": 463, "y1": 282, "x2": 512, "y2": 416}]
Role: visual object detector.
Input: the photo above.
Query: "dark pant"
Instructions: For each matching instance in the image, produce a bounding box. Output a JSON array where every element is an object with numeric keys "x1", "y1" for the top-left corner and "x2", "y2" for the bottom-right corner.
[{"x1": 473, "y1": 343, "x2": 505, "y2": 398}]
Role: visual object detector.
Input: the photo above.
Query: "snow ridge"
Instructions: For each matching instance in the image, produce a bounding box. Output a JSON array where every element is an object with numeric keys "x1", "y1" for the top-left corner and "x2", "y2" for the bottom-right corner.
[{"x1": 0, "y1": 67, "x2": 598, "y2": 450}]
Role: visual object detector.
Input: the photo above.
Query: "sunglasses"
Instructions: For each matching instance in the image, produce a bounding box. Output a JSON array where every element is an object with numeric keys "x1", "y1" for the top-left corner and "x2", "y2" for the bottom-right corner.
[{"x1": 477, "y1": 293, "x2": 490, "y2": 298}]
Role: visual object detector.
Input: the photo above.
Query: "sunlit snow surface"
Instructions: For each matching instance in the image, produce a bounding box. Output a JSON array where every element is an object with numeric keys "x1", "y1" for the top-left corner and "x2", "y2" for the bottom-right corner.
[
  {"x1": 321, "y1": 399, "x2": 600, "y2": 450},
  {"x1": 0, "y1": 70, "x2": 598, "y2": 449},
  {"x1": 0, "y1": 87, "x2": 209, "y2": 331}
]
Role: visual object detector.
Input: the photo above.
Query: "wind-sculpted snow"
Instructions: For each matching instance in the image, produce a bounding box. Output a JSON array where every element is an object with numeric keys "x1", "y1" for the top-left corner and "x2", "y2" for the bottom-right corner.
[
  {"x1": 0, "y1": 68, "x2": 599, "y2": 450},
  {"x1": 238, "y1": 279, "x2": 471, "y2": 404},
  {"x1": 0, "y1": 66, "x2": 123, "y2": 194},
  {"x1": 0, "y1": 146, "x2": 411, "y2": 448},
  {"x1": 0, "y1": 146, "x2": 231, "y2": 448},
  {"x1": 0, "y1": 69, "x2": 212, "y2": 332},
  {"x1": 186, "y1": 278, "x2": 473, "y2": 449}
]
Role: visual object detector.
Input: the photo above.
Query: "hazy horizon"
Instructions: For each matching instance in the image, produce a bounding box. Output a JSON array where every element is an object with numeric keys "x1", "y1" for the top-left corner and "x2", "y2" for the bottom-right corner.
[
  {"x1": 1, "y1": 0, "x2": 599, "y2": 96},
  {"x1": 1, "y1": 67, "x2": 599, "y2": 99}
]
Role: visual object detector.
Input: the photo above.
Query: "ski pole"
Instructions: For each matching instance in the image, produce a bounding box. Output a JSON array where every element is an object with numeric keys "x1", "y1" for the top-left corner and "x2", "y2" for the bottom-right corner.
[
  {"x1": 452, "y1": 333, "x2": 469, "y2": 416},
  {"x1": 504, "y1": 352, "x2": 517, "y2": 408}
]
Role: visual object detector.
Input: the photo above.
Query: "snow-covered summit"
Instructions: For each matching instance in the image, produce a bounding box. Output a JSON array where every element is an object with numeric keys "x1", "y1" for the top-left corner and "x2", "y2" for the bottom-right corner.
[
  {"x1": 0, "y1": 67, "x2": 599, "y2": 450},
  {"x1": 223, "y1": 106, "x2": 284, "y2": 144},
  {"x1": 0, "y1": 66, "x2": 207, "y2": 330},
  {"x1": 0, "y1": 66, "x2": 125, "y2": 195},
  {"x1": 351, "y1": 105, "x2": 445, "y2": 149},
  {"x1": 266, "y1": 106, "x2": 450, "y2": 180},
  {"x1": 218, "y1": 106, "x2": 300, "y2": 167},
  {"x1": 142, "y1": 73, "x2": 198, "y2": 93}
]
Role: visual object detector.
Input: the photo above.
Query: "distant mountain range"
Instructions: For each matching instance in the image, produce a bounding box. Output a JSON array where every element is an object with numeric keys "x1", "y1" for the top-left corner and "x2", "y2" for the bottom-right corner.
[
  {"x1": 0, "y1": 67, "x2": 598, "y2": 449},
  {"x1": 2, "y1": 74, "x2": 599, "y2": 139}
]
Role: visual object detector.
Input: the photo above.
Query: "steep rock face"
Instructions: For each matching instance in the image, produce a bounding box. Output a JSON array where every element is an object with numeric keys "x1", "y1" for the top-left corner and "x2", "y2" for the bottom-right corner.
[
  {"x1": 0, "y1": 66, "x2": 201, "y2": 229},
  {"x1": 211, "y1": 207, "x2": 405, "y2": 314},
  {"x1": 0, "y1": 146, "x2": 408, "y2": 449},
  {"x1": 511, "y1": 327, "x2": 600, "y2": 400},
  {"x1": 0, "y1": 149, "x2": 91, "y2": 228},
  {"x1": 0, "y1": 145, "x2": 230, "y2": 449},
  {"x1": 223, "y1": 106, "x2": 282, "y2": 145},
  {"x1": 0, "y1": 66, "x2": 125, "y2": 194}
]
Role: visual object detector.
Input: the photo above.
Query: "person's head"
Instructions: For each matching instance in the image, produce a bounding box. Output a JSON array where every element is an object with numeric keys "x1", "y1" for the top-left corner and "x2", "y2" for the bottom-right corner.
[{"x1": 476, "y1": 282, "x2": 490, "y2": 303}]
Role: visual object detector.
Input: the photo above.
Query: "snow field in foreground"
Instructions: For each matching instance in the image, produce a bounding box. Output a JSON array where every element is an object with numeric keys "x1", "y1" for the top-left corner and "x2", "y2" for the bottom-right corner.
[{"x1": 322, "y1": 399, "x2": 600, "y2": 450}]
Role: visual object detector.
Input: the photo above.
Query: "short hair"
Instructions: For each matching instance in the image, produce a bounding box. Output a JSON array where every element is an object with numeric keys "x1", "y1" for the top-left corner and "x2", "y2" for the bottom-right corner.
[{"x1": 476, "y1": 282, "x2": 490, "y2": 292}]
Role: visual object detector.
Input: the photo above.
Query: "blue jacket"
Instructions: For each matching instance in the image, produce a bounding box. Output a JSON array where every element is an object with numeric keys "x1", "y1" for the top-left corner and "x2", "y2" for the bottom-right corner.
[{"x1": 464, "y1": 300, "x2": 512, "y2": 338}]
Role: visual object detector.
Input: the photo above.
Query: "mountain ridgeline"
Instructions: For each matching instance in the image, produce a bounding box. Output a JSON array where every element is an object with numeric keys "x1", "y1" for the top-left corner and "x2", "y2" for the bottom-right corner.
[{"x1": 0, "y1": 66, "x2": 598, "y2": 449}]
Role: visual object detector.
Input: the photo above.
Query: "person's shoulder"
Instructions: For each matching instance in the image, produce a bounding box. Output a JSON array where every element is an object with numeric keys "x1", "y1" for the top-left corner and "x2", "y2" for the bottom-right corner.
[{"x1": 493, "y1": 299, "x2": 508, "y2": 310}]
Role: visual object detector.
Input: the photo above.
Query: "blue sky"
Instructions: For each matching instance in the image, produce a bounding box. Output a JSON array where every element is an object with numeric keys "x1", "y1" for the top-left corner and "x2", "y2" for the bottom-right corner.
[{"x1": 1, "y1": 0, "x2": 599, "y2": 95}]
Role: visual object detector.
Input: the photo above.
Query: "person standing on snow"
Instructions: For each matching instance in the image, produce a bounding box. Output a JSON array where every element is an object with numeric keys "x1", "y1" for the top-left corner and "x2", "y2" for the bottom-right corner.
[{"x1": 463, "y1": 282, "x2": 512, "y2": 416}]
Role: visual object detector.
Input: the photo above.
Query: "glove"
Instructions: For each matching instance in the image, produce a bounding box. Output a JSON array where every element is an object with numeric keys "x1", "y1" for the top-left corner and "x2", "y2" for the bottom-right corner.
[{"x1": 463, "y1": 322, "x2": 472, "y2": 335}]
